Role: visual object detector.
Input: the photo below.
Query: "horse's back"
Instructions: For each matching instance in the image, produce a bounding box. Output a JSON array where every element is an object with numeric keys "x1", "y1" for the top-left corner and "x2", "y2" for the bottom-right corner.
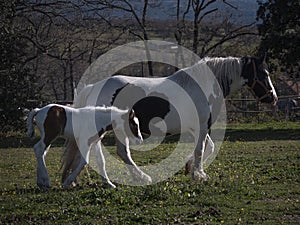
[{"x1": 75, "y1": 75, "x2": 165, "y2": 107}]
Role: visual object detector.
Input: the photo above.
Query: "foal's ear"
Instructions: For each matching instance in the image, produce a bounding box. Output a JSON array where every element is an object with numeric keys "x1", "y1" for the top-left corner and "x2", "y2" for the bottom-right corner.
[{"x1": 129, "y1": 109, "x2": 135, "y2": 119}]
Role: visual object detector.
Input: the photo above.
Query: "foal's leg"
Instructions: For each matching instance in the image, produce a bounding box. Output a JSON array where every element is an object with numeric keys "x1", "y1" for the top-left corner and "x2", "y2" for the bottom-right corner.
[
  {"x1": 192, "y1": 131, "x2": 209, "y2": 181},
  {"x1": 63, "y1": 140, "x2": 89, "y2": 189},
  {"x1": 116, "y1": 138, "x2": 152, "y2": 184},
  {"x1": 61, "y1": 139, "x2": 81, "y2": 186},
  {"x1": 34, "y1": 140, "x2": 51, "y2": 189},
  {"x1": 63, "y1": 157, "x2": 86, "y2": 189},
  {"x1": 93, "y1": 141, "x2": 116, "y2": 188}
]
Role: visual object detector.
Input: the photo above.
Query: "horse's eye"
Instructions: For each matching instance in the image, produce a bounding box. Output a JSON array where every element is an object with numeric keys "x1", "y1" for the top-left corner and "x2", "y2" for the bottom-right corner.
[{"x1": 262, "y1": 72, "x2": 268, "y2": 78}]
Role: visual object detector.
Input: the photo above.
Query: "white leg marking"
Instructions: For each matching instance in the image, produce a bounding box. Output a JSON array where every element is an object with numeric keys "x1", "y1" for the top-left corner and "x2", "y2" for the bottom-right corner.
[
  {"x1": 94, "y1": 142, "x2": 116, "y2": 188},
  {"x1": 192, "y1": 132, "x2": 209, "y2": 181},
  {"x1": 34, "y1": 140, "x2": 51, "y2": 188},
  {"x1": 116, "y1": 138, "x2": 152, "y2": 184}
]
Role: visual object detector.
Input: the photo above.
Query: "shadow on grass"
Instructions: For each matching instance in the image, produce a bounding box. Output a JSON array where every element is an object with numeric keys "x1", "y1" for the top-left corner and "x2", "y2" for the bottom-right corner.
[{"x1": 225, "y1": 128, "x2": 300, "y2": 142}]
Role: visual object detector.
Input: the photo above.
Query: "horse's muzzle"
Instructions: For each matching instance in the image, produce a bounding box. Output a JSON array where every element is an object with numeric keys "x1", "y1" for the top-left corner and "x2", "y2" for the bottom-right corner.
[{"x1": 260, "y1": 91, "x2": 278, "y2": 106}]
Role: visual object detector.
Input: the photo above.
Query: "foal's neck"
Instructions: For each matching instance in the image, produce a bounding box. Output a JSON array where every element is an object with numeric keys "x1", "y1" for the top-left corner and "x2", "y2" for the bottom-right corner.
[{"x1": 93, "y1": 107, "x2": 115, "y2": 129}]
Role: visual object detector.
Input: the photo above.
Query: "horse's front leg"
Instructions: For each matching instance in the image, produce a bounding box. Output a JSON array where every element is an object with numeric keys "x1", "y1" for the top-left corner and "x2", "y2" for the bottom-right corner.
[
  {"x1": 116, "y1": 138, "x2": 152, "y2": 185},
  {"x1": 93, "y1": 141, "x2": 116, "y2": 188},
  {"x1": 192, "y1": 132, "x2": 209, "y2": 181},
  {"x1": 34, "y1": 140, "x2": 51, "y2": 189}
]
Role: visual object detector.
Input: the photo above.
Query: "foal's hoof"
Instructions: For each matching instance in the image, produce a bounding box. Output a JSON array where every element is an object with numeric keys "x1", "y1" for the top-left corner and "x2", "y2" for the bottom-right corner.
[
  {"x1": 132, "y1": 172, "x2": 152, "y2": 185},
  {"x1": 103, "y1": 182, "x2": 116, "y2": 189},
  {"x1": 37, "y1": 180, "x2": 51, "y2": 190},
  {"x1": 37, "y1": 184, "x2": 51, "y2": 190},
  {"x1": 142, "y1": 174, "x2": 152, "y2": 185},
  {"x1": 192, "y1": 171, "x2": 209, "y2": 181}
]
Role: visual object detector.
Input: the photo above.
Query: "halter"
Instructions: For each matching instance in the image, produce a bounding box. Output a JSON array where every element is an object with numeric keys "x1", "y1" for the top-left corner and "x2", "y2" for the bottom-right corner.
[{"x1": 246, "y1": 60, "x2": 273, "y2": 104}]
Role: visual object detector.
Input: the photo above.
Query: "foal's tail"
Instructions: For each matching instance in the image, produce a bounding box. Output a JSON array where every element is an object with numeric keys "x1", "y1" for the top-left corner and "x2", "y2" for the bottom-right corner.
[{"x1": 26, "y1": 108, "x2": 40, "y2": 139}]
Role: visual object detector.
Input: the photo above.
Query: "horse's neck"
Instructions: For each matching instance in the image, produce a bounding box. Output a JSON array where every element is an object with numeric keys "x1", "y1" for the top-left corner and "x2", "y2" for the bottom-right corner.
[
  {"x1": 171, "y1": 57, "x2": 245, "y2": 99},
  {"x1": 205, "y1": 57, "x2": 245, "y2": 97}
]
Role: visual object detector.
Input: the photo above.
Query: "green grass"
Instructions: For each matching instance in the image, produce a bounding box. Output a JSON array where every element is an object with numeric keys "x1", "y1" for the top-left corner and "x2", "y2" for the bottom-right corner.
[{"x1": 0, "y1": 124, "x2": 300, "y2": 224}]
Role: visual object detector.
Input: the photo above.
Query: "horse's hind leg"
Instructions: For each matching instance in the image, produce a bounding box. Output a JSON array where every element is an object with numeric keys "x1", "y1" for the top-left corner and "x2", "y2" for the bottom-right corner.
[
  {"x1": 116, "y1": 138, "x2": 152, "y2": 184},
  {"x1": 192, "y1": 132, "x2": 209, "y2": 181},
  {"x1": 34, "y1": 140, "x2": 51, "y2": 189}
]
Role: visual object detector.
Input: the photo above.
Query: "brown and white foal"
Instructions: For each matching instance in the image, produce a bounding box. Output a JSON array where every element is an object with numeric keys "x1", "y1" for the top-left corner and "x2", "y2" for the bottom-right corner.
[{"x1": 27, "y1": 104, "x2": 143, "y2": 189}]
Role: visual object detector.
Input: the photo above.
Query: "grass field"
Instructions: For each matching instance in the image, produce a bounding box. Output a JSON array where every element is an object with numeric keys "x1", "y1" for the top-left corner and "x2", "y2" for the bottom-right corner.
[{"x1": 0, "y1": 123, "x2": 299, "y2": 224}]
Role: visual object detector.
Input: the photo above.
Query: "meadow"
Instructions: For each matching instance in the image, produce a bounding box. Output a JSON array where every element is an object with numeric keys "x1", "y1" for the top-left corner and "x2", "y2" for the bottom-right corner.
[{"x1": 0, "y1": 122, "x2": 299, "y2": 224}]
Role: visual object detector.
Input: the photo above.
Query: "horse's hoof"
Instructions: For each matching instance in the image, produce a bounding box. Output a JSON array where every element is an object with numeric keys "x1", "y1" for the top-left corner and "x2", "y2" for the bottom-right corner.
[
  {"x1": 71, "y1": 181, "x2": 77, "y2": 187},
  {"x1": 63, "y1": 179, "x2": 72, "y2": 189}
]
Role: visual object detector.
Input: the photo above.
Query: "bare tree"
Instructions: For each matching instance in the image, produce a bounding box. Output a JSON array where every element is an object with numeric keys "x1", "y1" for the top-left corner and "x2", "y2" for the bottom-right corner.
[
  {"x1": 11, "y1": 0, "x2": 261, "y2": 102},
  {"x1": 15, "y1": 0, "x2": 126, "y2": 100},
  {"x1": 83, "y1": 0, "x2": 157, "y2": 76},
  {"x1": 175, "y1": 0, "x2": 258, "y2": 57}
]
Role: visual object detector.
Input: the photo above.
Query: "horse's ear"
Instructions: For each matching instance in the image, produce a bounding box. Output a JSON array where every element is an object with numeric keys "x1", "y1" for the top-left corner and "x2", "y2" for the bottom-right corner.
[
  {"x1": 241, "y1": 56, "x2": 251, "y2": 65},
  {"x1": 259, "y1": 52, "x2": 267, "y2": 64}
]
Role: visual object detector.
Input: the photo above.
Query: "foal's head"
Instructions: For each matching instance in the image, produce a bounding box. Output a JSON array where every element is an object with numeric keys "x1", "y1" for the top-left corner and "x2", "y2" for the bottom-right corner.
[{"x1": 112, "y1": 108, "x2": 143, "y2": 145}]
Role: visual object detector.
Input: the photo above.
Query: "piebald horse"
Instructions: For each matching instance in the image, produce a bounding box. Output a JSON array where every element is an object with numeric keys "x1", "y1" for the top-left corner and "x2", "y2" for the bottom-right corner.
[
  {"x1": 61, "y1": 56, "x2": 278, "y2": 186},
  {"x1": 27, "y1": 104, "x2": 143, "y2": 189}
]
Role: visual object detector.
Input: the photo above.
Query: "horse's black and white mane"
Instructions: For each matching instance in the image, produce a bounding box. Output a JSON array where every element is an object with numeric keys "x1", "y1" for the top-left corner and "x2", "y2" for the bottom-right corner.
[
  {"x1": 203, "y1": 57, "x2": 243, "y2": 97},
  {"x1": 170, "y1": 57, "x2": 245, "y2": 99}
]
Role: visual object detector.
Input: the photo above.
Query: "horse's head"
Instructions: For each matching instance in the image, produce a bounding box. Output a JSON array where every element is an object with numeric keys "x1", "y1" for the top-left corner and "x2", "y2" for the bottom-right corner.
[{"x1": 241, "y1": 55, "x2": 278, "y2": 105}]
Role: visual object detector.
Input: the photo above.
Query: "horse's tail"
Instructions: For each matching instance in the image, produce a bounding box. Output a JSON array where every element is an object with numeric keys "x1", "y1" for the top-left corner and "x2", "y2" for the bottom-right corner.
[
  {"x1": 73, "y1": 84, "x2": 93, "y2": 108},
  {"x1": 26, "y1": 108, "x2": 40, "y2": 139}
]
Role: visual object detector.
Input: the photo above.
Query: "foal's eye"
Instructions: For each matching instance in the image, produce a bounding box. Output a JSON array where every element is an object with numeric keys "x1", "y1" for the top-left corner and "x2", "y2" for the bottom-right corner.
[{"x1": 130, "y1": 120, "x2": 137, "y2": 127}]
